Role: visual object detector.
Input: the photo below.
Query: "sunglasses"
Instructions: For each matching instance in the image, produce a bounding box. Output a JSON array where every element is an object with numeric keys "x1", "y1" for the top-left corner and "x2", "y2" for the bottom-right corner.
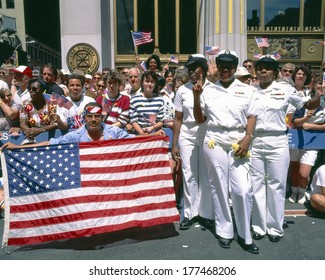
[
  {"x1": 282, "y1": 69, "x2": 293, "y2": 73},
  {"x1": 97, "y1": 85, "x2": 106, "y2": 88},
  {"x1": 244, "y1": 65, "x2": 253, "y2": 68}
]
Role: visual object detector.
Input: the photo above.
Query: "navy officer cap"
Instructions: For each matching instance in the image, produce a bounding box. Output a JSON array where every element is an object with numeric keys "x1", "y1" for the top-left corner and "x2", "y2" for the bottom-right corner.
[
  {"x1": 185, "y1": 54, "x2": 208, "y2": 68},
  {"x1": 255, "y1": 54, "x2": 279, "y2": 69},
  {"x1": 216, "y1": 50, "x2": 239, "y2": 66}
]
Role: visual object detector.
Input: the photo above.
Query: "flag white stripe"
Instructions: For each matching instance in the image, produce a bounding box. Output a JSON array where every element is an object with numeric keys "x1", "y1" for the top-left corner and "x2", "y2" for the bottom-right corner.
[{"x1": 81, "y1": 167, "x2": 171, "y2": 181}]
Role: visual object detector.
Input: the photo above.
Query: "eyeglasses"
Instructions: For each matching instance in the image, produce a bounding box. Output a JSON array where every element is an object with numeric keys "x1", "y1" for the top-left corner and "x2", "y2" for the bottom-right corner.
[
  {"x1": 97, "y1": 85, "x2": 106, "y2": 88},
  {"x1": 282, "y1": 69, "x2": 293, "y2": 73}
]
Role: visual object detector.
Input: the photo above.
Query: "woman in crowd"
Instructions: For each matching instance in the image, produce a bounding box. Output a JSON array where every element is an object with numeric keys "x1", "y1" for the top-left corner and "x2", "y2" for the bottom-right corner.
[
  {"x1": 145, "y1": 54, "x2": 162, "y2": 74},
  {"x1": 172, "y1": 54, "x2": 213, "y2": 231},
  {"x1": 129, "y1": 71, "x2": 165, "y2": 135},
  {"x1": 251, "y1": 55, "x2": 321, "y2": 243},
  {"x1": 19, "y1": 79, "x2": 70, "y2": 143},
  {"x1": 193, "y1": 50, "x2": 258, "y2": 254},
  {"x1": 288, "y1": 65, "x2": 316, "y2": 204},
  {"x1": 0, "y1": 88, "x2": 20, "y2": 133},
  {"x1": 96, "y1": 69, "x2": 130, "y2": 128}
]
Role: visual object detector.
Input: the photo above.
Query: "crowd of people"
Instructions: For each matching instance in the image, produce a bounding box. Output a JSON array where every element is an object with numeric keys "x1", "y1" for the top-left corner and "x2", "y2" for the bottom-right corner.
[{"x1": 0, "y1": 51, "x2": 325, "y2": 255}]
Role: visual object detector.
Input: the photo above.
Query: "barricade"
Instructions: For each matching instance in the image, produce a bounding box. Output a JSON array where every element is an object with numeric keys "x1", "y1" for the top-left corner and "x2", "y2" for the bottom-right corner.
[{"x1": 0, "y1": 128, "x2": 324, "y2": 149}]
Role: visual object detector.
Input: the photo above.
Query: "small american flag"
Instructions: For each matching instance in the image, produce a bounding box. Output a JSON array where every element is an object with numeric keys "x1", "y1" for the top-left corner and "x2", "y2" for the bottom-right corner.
[
  {"x1": 253, "y1": 53, "x2": 262, "y2": 59},
  {"x1": 255, "y1": 37, "x2": 269, "y2": 48},
  {"x1": 170, "y1": 55, "x2": 179, "y2": 64},
  {"x1": 273, "y1": 51, "x2": 281, "y2": 60},
  {"x1": 205, "y1": 45, "x2": 220, "y2": 56},
  {"x1": 315, "y1": 41, "x2": 325, "y2": 45},
  {"x1": 1, "y1": 136, "x2": 179, "y2": 246},
  {"x1": 140, "y1": 61, "x2": 147, "y2": 71},
  {"x1": 44, "y1": 93, "x2": 74, "y2": 110},
  {"x1": 131, "y1": 31, "x2": 153, "y2": 46}
]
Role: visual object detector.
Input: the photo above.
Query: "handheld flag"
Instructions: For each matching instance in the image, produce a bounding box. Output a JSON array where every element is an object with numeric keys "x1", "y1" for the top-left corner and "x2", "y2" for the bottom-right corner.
[
  {"x1": 140, "y1": 61, "x2": 147, "y2": 71},
  {"x1": 0, "y1": 136, "x2": 179, "y2": 246},
  {"x1": 273, "y1": 51, "x2": 281, "y2": 60},
  {"x1": 131, "y1": 31, "x2": 153, "y2": 46},
  {"x1": 205, "y1": 45, "x2": 220, "y2": 56},
  {"x1": 255, "y1": 37, "x2": 269, "y2": 48},
  {"x1": 253, "y1": 53, "x2": 262, "y2": 59},
  {"x1": 315, "y1": 41, "x2": 325, "y2": 45},
  {"x1": 170, "y1": 55, "x2": 179, "y2": 64}
]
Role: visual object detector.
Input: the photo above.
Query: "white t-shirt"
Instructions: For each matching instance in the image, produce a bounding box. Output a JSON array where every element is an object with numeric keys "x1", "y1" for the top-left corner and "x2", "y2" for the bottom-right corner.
[{"x1": 310, "y1": 165, "x2": 325, "y2": 195}]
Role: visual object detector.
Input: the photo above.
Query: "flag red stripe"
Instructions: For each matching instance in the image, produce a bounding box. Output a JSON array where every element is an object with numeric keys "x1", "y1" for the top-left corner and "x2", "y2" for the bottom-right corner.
[
  {"x1": 81, "y1": 174, "x2": 172, "y2": 187},
  {"x1": 79, "y1": 147, "x2": 168, "y2": 161},
  {"x1": 81, "y1": 160, "x2": 170, "y2": 174},
  {"x1": 10, "y1": 187, "x2": 175, "y2": 213},
  {"x1": 7, "y1": 216, "x2": 179, "y2": 246},
  {"x1": 9, "y1": 201, "x2": 177, "y2": 229}
]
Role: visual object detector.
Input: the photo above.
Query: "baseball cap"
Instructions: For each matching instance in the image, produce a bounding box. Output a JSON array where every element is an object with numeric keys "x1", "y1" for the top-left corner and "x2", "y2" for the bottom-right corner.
[
  {"x1": 216, "y1": 50, "x2": 239, "y2": 66},
  {"x1": 255, "y1": 54, "x2": 279, "y2": 69},
  {"x1": 235, "y1": 67, "x2": 252, "y2": 78},
  {"x1": 185, "y1": 54, "x2": 208, "y2": 68},
  {"x1": 11, "y1": 65, "x2": 32, "y2": 78}
]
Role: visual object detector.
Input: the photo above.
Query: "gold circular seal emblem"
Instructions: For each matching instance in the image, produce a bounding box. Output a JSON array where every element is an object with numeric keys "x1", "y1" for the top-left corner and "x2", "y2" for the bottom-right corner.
[{"x1": 66, "y1": 43, "x2": 100, "y2": 75}]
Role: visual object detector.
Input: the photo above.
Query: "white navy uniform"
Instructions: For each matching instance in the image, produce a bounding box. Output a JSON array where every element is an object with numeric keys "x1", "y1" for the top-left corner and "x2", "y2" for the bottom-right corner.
[
  {"x1": 174, "y1": 80, "x2": 213, "y2": 220},
  {"x1": 251, "y1": 80, "x2": 308, "y2": 237},
  {"x1": 200, "y1": 79, "x2": 257, "y2": 243}
]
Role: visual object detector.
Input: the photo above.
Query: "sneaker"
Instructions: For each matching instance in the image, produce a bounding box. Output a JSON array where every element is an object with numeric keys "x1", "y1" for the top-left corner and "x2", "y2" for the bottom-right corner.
[
  {"x1": 297, "y1": 193, "x2": 306, "y2": 205},
  {"x1": 288, "y1": 193, "x2": 297, "y2": 203}
]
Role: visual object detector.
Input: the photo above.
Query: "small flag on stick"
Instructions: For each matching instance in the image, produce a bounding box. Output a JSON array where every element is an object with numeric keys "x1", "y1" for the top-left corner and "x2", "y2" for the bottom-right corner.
[
  {"x1": 255, "y1": 37, "x2": 269, "y2": 48},
  {"x1": 205, "y1": 45, "x2": 220, "y2": 56},
  {"x1": 170, "y1": 55, "x2": 179, "y2": 64},
  {"x1": 131, "y1": 31, "x2": 153, "y2": 46}
]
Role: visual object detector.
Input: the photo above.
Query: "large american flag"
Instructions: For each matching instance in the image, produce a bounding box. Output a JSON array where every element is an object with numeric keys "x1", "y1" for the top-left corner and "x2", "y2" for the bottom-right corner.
[
  {"x1": 1, "y1": 136, "x2": 179, "y2": 246},
  {"x1": 131, "y1": 31, "x2": 153, "y2": 46}
]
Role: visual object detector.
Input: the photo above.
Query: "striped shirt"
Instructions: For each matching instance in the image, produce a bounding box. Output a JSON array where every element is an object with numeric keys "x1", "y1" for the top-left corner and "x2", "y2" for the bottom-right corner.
[
  {"x1": 96, "y1": 93, "x2": 130, "y2": 126},
  {"x1": 129, "y1": 93, "x2": 165, "y2": 129}
]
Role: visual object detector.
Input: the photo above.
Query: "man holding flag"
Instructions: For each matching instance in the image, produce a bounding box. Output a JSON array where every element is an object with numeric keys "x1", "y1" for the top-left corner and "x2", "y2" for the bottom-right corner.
[{"x1": 1, "y1": 101, "x2": 179, "y2": 247}]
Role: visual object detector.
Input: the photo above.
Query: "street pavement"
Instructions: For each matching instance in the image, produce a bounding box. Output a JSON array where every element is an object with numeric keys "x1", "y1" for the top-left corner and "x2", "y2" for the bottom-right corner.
[{"x1": 0, "y1": 200, "x2": 324, "y2": 260}]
